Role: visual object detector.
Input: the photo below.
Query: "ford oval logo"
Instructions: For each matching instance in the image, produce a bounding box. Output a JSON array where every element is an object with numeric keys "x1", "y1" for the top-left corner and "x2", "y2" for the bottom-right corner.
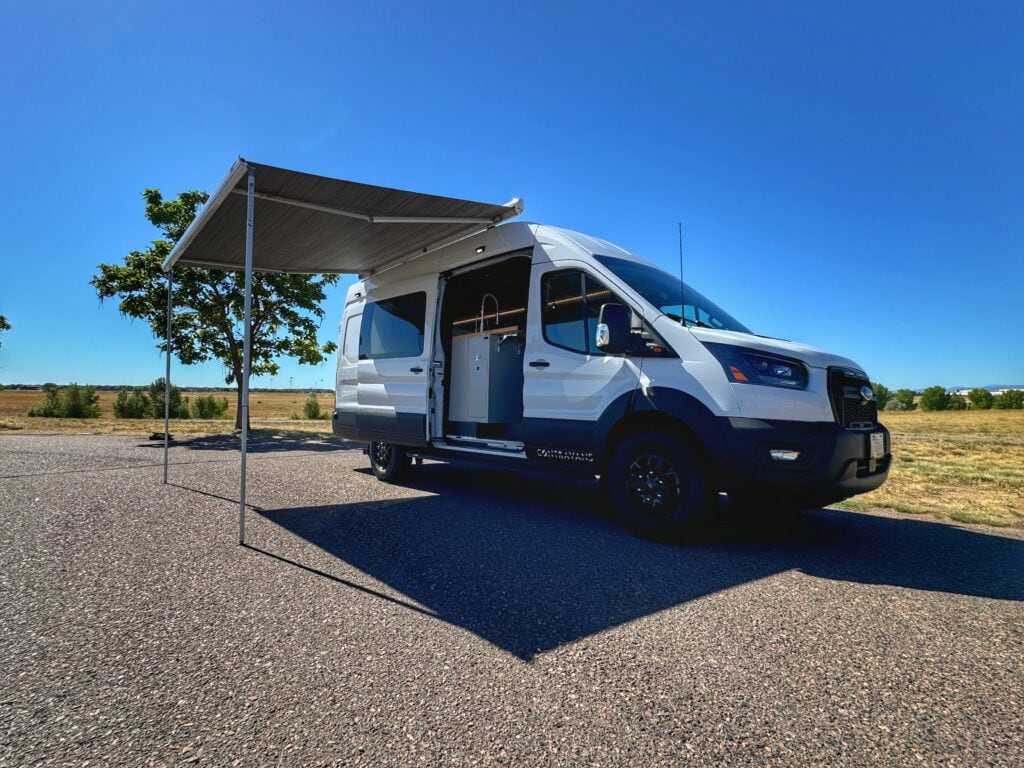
[{"x1": 860, "y1": 385, "x2": 875, "y2": 401}]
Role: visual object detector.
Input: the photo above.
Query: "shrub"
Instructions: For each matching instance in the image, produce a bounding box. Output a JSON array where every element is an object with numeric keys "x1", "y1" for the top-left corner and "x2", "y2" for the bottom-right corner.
[
  {"x1": 147, "y1": 378, "x2": 189, "y2": 419},
  {"x1": 114, "y1": 388, "x2": 151, "y2": 418},
  {"x1": 870, "y1": 382, "x2": 891, "y2": 411},
  {"x1": 894, "y1": 389, "x2": 917, "y2": 410},
  {"x1": 994, "y1": 389, "x2": 1024, "y2": 409},
  {"x1": 27, "y1": 383, "x2": 101, "y2": 418},
  {"x1": 947, "y1": 394, "x2": 967, "y2": 410},
  {"x1": 191, "y1": 393, "x2": 229, "y2": 419},
  {"x1": 918, "y1": 386, "x2": 950, "y2": 412},
  {"x1": 968, "y1": 388, "x2": 993, "y2": 409},
  {"x1": 884, "y1": 399, "x2": 906, "y2": 411},
  {"x1": 303, "y1": 392, "x2": 322, "y2": 420}
]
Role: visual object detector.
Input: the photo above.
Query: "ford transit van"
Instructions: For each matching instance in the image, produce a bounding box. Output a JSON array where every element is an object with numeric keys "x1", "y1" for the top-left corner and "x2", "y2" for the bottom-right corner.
[{"x1": 332, "y1": 222, "x2": 890, "y2": 539}]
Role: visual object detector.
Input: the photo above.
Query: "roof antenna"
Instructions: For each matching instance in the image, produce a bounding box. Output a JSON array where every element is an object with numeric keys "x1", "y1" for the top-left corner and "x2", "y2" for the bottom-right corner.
[{"x1": 678, "y1": 222, "x2": 686, "y2": 326}]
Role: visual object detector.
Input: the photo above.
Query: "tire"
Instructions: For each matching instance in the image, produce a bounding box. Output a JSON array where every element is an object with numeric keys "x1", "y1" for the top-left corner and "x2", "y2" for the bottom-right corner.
[
  {"x1": 368, "y1": 441, "x2": 411, "y2": 482},
  {"x1": 607, "y1": 431, "x2": 713, "y2": 541}
]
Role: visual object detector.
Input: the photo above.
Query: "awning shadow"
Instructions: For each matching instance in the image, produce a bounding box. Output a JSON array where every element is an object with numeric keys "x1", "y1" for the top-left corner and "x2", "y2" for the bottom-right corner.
[
  {"x1": 257, "y1": 464, "x2": 1024, "y2": 660},
  {"x1": 136, "y1": 432, "x2": 361, "y2": 454}
]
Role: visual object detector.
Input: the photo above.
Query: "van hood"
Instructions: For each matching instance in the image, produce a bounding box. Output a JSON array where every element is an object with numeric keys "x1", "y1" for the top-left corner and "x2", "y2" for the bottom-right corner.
[{"x1": 688, "y1": 327, "x2": 865, "y2": 374}]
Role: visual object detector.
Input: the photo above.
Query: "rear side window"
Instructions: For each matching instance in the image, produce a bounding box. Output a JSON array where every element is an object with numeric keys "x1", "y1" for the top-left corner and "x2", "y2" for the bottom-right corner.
[
  {"x1": 359, "y1": 292, "x2": 426, "y2": 360},
  {"x1": 342, "y1": 313, "x2": 361, "y2": 363}
]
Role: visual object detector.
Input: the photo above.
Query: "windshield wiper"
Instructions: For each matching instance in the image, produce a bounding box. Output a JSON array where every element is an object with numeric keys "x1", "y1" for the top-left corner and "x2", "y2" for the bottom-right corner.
[{"x1": 665, "y1": 312, "x2": 710, "y2": 328}]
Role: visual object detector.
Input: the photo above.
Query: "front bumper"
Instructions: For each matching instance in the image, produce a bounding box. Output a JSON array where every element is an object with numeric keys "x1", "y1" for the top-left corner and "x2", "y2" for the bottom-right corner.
[{"x1": 720, "y1": 416, "x2": 891, "y2": 506}]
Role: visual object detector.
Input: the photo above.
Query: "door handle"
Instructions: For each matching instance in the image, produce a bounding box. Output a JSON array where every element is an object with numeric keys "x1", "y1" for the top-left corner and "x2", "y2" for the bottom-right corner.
[
  {"x1": 528, "y1": 360, "x2": 550, "y2": 369},
  {"x1": 410, "y1": 366, "x2": 423, "y2": 374}
]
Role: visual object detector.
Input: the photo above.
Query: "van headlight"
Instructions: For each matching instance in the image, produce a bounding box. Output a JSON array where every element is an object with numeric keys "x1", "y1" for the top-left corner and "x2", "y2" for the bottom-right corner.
[{"x1": 703, "y1": 342, "x2": 809, "y2": 390}]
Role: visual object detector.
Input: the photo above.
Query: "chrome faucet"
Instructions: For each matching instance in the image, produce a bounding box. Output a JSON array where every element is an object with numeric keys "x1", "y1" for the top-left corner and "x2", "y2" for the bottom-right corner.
[{"x1": 479, "y1": 293, "x2": 500, "y2": 332}]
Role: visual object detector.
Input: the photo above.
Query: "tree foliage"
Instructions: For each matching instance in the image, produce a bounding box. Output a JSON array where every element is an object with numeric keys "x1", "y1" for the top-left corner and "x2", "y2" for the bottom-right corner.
[
  {"x1": 894, "y1": 388, "x2": 917, "y2": 410},
  {"x1": 114, "y1": 378, "x2": 190, "y2": 419},
  {"x1": 147, "y1": 378, "x2": 189, "y2": 419},
  {"x1": 92, "y1": 189, "x2": 339, "y2": 429},
  {"x1": 113, "y1": 388, "x2": 151, "y2": 419},
  {"x1": 968, "y1": 388, "x2": 994, "y2": 410},
  {"x1": 870, "y1": 381, "x2": 891, "y2": 411},
  {"x1": 918, "y1": 385, "x2": 950, "y2": 412},
  {"x1": 0, "y1": 314, "x2": 9, "y2": 348},
  {"x1": 191, "y1": 393, "x2": 229, "y2": 419},
  {"x1": 27, "y1": 383, "x2": 101, "y2": 418},
  {"x1": 946, "y1": 394, "x2": 967, "y2": 410},
  {"x1": 994, "y1": 389, "x2": 1024, "y2": 409}
]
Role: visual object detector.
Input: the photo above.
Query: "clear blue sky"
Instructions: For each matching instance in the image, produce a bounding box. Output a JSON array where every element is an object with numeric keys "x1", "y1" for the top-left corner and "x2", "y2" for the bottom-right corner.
[{"x1": 1, "y1": 1, "x2": 1021, "y2": 390}]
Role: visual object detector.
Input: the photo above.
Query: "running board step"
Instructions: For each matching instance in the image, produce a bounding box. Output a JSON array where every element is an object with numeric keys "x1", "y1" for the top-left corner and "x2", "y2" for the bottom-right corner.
[{"x1": 444, "y1": 434, "x2": 525, "y2": 452}]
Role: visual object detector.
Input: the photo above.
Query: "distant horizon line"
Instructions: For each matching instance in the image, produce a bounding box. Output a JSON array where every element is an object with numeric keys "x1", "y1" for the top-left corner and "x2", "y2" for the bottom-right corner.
[
  {"x1": 2, "y1": 382, "x2": 1022, "y2": 394},
  {"x1": 1, "y1": 383, "x2": 335, "y2": 392}
]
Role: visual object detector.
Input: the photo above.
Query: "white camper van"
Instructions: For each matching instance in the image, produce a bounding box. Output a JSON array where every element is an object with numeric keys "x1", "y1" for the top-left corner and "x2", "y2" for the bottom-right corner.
[{"x1": 333, "y1": 222, "x2": 890, "y2": 539}]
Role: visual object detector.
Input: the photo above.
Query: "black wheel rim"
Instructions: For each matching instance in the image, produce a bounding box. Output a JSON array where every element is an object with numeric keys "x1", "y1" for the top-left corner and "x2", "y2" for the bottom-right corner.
[
  {"x1": 372, "y1": 442, "x2": 393, "y2": 469},
  {"x1": 626, "y1": 452, "x2": 682, "y2": 517}
]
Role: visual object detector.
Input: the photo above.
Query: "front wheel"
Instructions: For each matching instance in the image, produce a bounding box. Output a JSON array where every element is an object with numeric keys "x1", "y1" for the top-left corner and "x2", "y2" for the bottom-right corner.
[
  {"x1": 607, "y1": 431, "x2": 713, "y2": 541},
  {"x1": 368, "y1": 441, "x2": 410, "y2": 482}
]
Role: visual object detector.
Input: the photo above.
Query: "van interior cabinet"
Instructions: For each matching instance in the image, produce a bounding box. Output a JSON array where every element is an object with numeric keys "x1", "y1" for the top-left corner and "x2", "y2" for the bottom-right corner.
[{"x1": 449, "y1": 326, "x2": 523, "y2": 423}]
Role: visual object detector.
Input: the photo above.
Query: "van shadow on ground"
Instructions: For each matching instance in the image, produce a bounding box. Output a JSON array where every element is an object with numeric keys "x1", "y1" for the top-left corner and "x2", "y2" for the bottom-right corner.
[{"x1": 258, "y1": 463, "x2": 1024, "y2": 661}]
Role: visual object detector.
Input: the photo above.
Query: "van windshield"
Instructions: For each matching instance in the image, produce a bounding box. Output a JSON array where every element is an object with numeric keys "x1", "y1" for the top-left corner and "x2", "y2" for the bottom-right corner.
[{"x1": 595, "y1": 255, "x2": 751, "y2": 334}]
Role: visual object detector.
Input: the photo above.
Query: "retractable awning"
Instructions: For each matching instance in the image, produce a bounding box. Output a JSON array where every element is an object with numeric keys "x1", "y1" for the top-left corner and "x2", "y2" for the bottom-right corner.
[
  {"x1": 159, "y1": 158, "x2": 523, "y2": 544},
  {"x1": 164, "y1": 157, "x2": 523, "y2": 275}
]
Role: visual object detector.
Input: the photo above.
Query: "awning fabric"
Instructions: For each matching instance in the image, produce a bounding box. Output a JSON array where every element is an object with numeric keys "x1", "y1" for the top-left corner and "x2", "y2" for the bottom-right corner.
[{"x1": 163, "y1": 158, "x2": 523, "y2": 275}]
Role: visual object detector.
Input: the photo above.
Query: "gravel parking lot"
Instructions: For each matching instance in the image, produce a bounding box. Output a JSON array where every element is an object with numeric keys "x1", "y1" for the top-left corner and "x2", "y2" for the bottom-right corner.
[{"x1": 1, "y1": 434, "x2": 1022, "y2": 766}]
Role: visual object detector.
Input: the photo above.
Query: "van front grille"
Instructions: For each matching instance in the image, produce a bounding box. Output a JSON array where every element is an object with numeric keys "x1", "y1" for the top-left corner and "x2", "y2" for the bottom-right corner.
[{"x1": 828, "y1": 368, "x2": 878, "y2": 430}]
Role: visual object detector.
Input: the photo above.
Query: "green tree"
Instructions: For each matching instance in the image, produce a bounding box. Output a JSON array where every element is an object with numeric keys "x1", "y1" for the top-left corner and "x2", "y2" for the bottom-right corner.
[
  {"x1": 894, "y1": 388, "x2": 917, "y2": 410},
  {"x1": 947, "y1": 394, "x2": 967, "y2": 410},
  {"x1": 114, "y1": 388, "x2": 151, "y2": 419},
  {"x1": 968, "y1": 388, "x2": 993, "y2": 409},
  {"x1": 92, "y1": 189, "x2": 339, "y2": 430},
  {"x1": 919, "y1": 385, "x2": 951, "y2": 412},
  {"x1": 147, "y1": 378, "x2": 189, "y2": 419},
  {"x1": 0, "y1": 314, "x2": 9, "y2": 348},
  {"x1": 27, "y1": 383, "x2": 101, "y2": 418},
  {"x1": 994, "y1": 389, "x2": 1024, "y2": 409},
  {"x1": 870, "y1": 381, "x2": 891, "y2": 411}
]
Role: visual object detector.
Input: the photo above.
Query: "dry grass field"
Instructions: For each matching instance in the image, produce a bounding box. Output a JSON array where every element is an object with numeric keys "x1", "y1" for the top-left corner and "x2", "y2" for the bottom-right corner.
[
  {"x1": 0, "y1": 388, "x2": 336, "y2": 436},
  {"x1": 836, "y1": 409, "x2": 1024, "y2": 529},
  {"x1": 2, "y1": 388, "x2": 1021, "y2": 528}
]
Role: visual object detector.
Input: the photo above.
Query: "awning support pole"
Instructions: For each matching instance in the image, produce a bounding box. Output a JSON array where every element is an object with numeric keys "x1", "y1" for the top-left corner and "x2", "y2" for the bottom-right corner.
[
  {"x1": 239, "y1": 165, "x2": 255, "y2": 545},
  {"x1": 163, "y1": 268, "x2": 173, "y2": 484}
]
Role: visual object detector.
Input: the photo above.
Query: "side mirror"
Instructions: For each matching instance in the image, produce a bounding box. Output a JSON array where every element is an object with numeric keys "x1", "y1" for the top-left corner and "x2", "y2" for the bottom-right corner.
[{"x1": 596, "y1": 303, "x2": 630, "y2": 353}]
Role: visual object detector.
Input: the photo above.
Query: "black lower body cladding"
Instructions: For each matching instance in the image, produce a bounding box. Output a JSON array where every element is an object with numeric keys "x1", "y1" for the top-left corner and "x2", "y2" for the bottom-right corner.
[
  {"x1": 332, "y1": 407, "x2": 427, "y2": 448},
  {"x1": 720, "y1": 416, "x2": 891, "y2": 507}
]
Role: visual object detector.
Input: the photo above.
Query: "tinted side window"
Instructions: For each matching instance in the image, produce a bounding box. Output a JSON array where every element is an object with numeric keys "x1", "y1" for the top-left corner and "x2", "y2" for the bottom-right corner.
[
  {"x1": 358, "y1": 292, "x2": 426, "y2": 360},
  {"x1": 542, "y1": 271, "x2": 587, "y2": 353},
  {"x1": 543, "y1": 270, "x2": 631, "y2": 355}
]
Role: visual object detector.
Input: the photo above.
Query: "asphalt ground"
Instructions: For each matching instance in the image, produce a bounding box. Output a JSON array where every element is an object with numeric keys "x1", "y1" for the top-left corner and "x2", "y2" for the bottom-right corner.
[{"x1": 1, "y1": 434, "x2": 1022, "y2": 767}]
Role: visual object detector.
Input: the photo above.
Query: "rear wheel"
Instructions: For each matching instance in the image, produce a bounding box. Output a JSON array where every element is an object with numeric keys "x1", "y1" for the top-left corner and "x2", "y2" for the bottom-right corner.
[
  {"x1": 368, "y1": 441, "x2": 410, "y2": 482},
  {"x1": 607, "y1": 431, "x2": 713, "y2": 541}
]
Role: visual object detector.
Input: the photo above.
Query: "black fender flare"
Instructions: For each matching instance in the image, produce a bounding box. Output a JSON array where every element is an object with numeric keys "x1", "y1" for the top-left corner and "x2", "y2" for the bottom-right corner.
[{"x1": 596, "y1": 387, "x2": 729, "y2": 470}]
